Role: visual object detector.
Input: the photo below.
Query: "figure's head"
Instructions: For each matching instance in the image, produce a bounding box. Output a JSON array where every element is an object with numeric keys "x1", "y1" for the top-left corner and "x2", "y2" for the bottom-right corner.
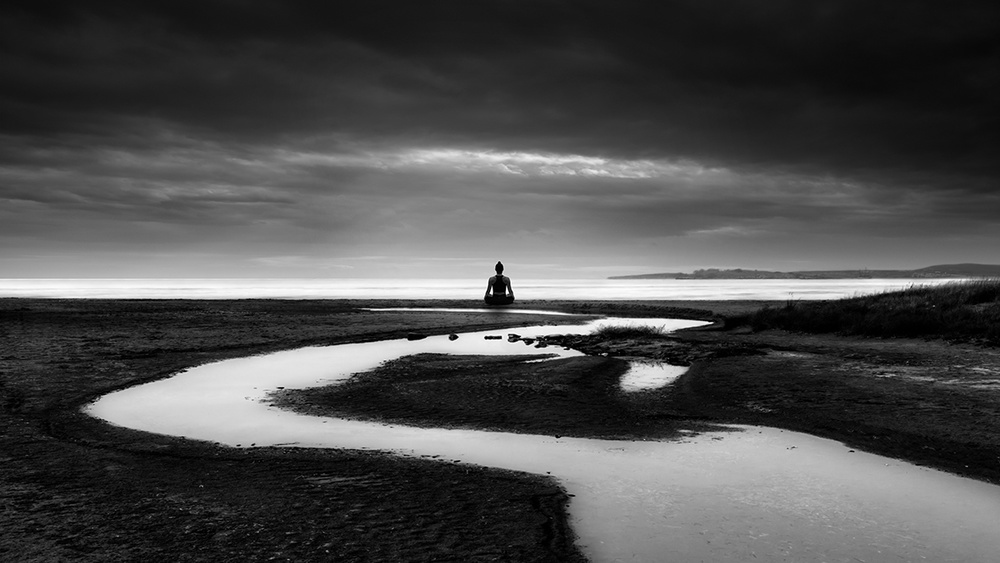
[{"x1": 495, "y1": 261, "x2": 504, "y2": 274}]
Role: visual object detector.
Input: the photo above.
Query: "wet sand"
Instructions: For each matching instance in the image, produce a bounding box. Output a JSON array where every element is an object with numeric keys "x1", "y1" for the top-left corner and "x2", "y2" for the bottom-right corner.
[{"x1": 2, "y1": 298, "x2": 998, "y2": 561}]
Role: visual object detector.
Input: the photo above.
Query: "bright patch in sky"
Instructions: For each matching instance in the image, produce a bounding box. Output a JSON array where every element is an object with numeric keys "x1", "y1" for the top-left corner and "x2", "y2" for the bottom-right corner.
[{"x1": 279, "y1": 146, "x2": 710, "y2": 180}]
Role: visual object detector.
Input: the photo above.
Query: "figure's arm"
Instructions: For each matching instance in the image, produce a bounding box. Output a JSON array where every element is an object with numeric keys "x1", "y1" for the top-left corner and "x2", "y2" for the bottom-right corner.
[{"x1": 506, "y1": 278, "x2": 514, "y2": 298}]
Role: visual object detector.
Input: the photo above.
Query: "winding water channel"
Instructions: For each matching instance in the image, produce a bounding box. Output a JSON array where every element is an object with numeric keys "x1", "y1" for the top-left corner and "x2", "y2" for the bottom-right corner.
[{"x1": 86, "y1": 311, "x2": 1000, "y2": 562}]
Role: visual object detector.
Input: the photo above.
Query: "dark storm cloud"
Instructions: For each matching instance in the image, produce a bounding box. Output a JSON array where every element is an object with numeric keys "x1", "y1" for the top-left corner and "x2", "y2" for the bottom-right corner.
[{"x1": 3, "y1": 1, "x2": 997, "y2": 181}]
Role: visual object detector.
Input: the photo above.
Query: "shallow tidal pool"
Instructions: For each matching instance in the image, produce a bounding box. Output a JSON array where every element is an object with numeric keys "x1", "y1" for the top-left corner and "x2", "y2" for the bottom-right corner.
[{"x1": 86, "y1": 313, "x2": 1000, "y2": 562}]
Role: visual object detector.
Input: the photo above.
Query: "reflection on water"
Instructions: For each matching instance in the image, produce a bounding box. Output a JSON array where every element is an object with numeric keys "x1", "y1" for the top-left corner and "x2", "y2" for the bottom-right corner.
[{"x1": 85, "y1": 315, "x2": 1000, "y2": 562}]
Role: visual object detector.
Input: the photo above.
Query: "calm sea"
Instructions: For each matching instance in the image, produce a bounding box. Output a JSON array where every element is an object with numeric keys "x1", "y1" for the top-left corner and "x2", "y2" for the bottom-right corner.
[{"x1": 0, "y1": 278, "x2": 967, "y2": 301}]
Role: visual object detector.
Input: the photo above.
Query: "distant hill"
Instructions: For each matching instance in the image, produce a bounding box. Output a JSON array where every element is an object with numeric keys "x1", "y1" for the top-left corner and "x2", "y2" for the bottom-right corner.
[
  {"x1": 912, "y1": 263, "x2": 1000, "y2": 277},
  {"x1": 609, "y1": 264, "x2": 1000, "y2": 280}
]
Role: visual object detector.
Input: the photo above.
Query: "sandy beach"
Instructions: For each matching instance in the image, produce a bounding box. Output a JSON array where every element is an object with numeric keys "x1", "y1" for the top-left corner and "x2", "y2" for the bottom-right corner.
[{"x1": 2, "y1": 298, "x2": 999, "y2": 561}]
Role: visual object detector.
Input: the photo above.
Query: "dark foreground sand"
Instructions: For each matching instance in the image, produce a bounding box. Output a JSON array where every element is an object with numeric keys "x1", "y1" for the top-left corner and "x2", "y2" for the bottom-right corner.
[{"x1": 2, "y1": 298, "x2": 998, "y2": 562}]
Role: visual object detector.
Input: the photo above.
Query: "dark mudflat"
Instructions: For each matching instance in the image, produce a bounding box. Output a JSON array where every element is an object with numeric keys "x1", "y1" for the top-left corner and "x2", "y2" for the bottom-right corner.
[
  {"x1": 3, "y1": 297, "x2": 998, "y2": 562},
  {"x1": 1, "y1": 299, "x2": 589, "y2": 562}
]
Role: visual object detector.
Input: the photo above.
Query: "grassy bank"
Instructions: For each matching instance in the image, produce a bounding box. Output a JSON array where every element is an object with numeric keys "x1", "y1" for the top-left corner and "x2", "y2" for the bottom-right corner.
[{"x1": 729, "y1": 279, "x2": 1000, "y2": 345}]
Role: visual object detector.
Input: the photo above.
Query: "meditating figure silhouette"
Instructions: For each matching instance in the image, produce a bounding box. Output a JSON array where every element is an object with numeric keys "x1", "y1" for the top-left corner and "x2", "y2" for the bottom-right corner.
[{"x1": 484, "y1": 261, "x2": 515, "y2": 305}]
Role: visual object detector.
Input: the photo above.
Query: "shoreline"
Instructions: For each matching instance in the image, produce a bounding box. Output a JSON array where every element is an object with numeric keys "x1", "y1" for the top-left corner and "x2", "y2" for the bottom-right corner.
[{"x1": 3, "y1": 298, "x2": 998, "y2": 561}]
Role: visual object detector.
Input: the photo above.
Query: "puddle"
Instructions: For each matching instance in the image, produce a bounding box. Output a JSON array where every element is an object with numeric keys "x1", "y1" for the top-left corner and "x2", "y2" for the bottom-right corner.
[
  {"x1": 619, "y1": 360, "x2": 688, "y2": 392},
  {"x1": 85, "y1": 314, "x2": 1000, "y2": 562},
  {"x1": 364, "y1": 307, "x2": 580, "y2": 316}
]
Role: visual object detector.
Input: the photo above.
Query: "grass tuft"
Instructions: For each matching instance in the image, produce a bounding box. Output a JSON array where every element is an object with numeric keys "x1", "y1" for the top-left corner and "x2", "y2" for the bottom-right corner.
[
  {"x1": 728, "y1": 279, "x2": 1000, "y2": 345},
  {"x1": 591, "y1": 324, "x2": 666, "y2": 339}
]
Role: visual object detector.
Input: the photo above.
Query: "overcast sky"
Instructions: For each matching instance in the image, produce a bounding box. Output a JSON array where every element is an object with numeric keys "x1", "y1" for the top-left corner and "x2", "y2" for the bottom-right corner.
[{"x1": 2, "y1": 1, "x2": 998, "y2": 279}]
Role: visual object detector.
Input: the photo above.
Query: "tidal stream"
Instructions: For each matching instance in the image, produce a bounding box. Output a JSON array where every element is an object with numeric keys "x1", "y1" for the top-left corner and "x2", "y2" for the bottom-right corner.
[{"x1": 86, "y1": 312, "x2": 1000, "y2": 562}]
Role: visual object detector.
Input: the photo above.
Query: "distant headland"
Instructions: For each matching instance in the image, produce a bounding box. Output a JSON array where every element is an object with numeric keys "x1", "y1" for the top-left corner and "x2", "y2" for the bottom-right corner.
[{"x1": 609, "y1": 263, "x2": 1000, "y2": 280}]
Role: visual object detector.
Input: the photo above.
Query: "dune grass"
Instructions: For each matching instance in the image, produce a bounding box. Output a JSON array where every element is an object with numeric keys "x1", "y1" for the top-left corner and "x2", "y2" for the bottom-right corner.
[
  {"x1": 591, "y1": 324, "x2": 666, "y2": 339},
  {"x1": 728, "y1": 279, "x2": 1000, "y2": 345}
]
